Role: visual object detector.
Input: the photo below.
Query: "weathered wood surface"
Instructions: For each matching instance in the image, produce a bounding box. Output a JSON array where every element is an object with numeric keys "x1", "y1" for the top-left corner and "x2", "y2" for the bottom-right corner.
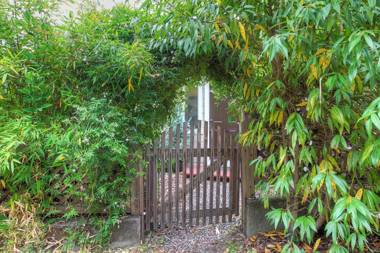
[{"x1": 144, "y1": 120, "x2": 241, "y2": 230}]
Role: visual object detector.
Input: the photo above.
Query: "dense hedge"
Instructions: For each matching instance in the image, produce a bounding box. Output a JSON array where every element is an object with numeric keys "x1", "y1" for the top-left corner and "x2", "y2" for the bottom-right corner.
[
  {"x1": 0, "y1": 1, "x2": 184, "y2": 250},
  {"x1": 145, "y1": 0, "x2": 379, "y2": 252},
  {"x1": 1, "y1": 0, "x2": 379, "y2": 252}
]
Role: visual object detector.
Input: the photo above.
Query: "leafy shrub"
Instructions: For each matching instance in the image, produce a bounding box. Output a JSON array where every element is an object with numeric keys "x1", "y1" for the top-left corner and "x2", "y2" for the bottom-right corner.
[
  {"x1": 0, "y1": 0, "x2": 182, "y2": 250},
  {"x1": 144, "y1": 0, "x2": 380, "y2": 252}
]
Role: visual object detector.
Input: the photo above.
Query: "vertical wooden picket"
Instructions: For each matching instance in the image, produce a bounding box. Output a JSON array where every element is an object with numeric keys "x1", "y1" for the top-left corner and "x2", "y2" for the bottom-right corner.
[
  {"x1": 196, "y1": 121, "x2": 201, "y2": 225},
  {"x1": 222, "y1": 129, "x2": 228, "y2": 223},
  {"x1": 215, "y1": 124, "x2": 222, "y2": 223},
  {"x1": 160, "y1": 132, "x2": 166, "y2": 228},
  {"x1": 208, "y1": 121, "x2": 215, "y2": 224},
  {"x1": 175, "y1": 124, "x2": 180, "y2": 225},
  {"x1": 202, "y1": 121, "x2": 208, "y2": 225},
  {"x1": 168, "y1": 127, "x2": 173, "y2": 227},
  {"x1": 227, "y1": 132, "x2": 233, "y2": 222},
  {"x1": 182, "y1": 122, "x2": 187, "y2": 226},
  {"x1": 189, "y1": 123, "x2": 194, "y2": 226}
]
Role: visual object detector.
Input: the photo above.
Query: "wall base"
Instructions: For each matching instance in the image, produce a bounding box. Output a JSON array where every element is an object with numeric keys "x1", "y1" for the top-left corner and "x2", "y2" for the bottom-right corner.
[
  {"x1": 109, "y1": 215, "x2": 141, "y2": 249},
  {"x1": 244, "y1": 197, "x2": 286, "y2": 237}
]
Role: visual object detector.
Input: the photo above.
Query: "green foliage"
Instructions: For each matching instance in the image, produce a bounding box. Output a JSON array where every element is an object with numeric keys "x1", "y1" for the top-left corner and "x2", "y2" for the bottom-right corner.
[
  {"x1": 144, "y1": 0, "x2": 380, "y2": 251},
  {"x1": 1, "y1": 0, "x2": 379, "y2": 251},
  {"x1": 0, "y1": 0, "x2": 183, "y2": 250}
]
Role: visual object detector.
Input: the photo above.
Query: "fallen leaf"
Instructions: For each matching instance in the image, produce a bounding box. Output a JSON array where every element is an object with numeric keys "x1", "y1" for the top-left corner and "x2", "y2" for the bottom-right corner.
[
  {"x1": 275, "y1": 242, "x2": 282, "y2": 252},
  {"x1": 303, "y1": 243, "x2": 312, "y2": 253}
]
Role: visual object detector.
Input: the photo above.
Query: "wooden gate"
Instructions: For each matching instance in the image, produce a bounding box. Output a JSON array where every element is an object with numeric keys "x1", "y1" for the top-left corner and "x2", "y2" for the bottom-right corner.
[{"x1": 143, "y1": 120, "x2": 241, "y2": 232}]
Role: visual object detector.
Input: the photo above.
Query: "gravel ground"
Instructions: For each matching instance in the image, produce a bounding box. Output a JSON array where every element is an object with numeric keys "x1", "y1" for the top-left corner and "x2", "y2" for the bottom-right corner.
[
  {"x1": 143, "y1": 218, "x2": 244, "y2": 253},
  {"x1": 113, "y1": 217, "x2": 245, "y2": 253}
]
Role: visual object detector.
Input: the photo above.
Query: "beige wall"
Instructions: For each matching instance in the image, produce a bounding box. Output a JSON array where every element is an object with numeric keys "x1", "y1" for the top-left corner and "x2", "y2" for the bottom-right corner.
[{"x1": 58, "y1": 0, "x2": 140, "y2": 19}]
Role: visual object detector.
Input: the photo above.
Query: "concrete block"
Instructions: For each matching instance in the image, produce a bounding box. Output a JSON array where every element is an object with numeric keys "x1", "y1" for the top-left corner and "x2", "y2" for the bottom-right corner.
[
  {"x1": 109, "y1": 215, "x2": 141, "y2": 249},
  {"x1": 244, "y1": 197, "x2": 286, "y2": 237}
]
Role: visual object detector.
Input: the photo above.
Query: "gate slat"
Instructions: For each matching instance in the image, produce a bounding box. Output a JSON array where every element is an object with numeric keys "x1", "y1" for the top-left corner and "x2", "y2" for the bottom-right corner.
[
  {"x1": 175, "y1": 124, "x2": 180, "y2": 225},
  {"x1": 189, "y1": 122, "x2": 194, "y2": 226},
  {"x1": 202, "y1": 121, "x2": 208, "y2": 225},
  {"x1": 145, "y1": 151, "x2": 151, "y2": 231},
  {"x1": 228, "y1": 132, "x2": 234, "y2": 222},
  {"x1": 233, "y1": 133, "x2": 239, "y2": 216},
  {"x1": 182, "y1": 122, "x2": 187, "y2": 226},
  {"x1": 160, "y1": 132, "x2": 166, "y2": 228},
  {"x1": 215, "y1": 124, "x2": 222, "y2": 223},
  {"x1": 196, "y1": 121, "x2": 201, "y2": 225},
  {"x1": 138, "y1": 159, "x2": 145, "y2": 241},
  {"x1": 236, "y1": 140, "x2": 241, "y2": 216},
  {"x1": 153, "y1": 140, "x2": 158, "y2": 230},
  {"x1": 222, "y1": 129, "x2": 228, "y2": 223},
  {"x1": 208, "y1": 121, "x2": 214, "y2": 224},
  {"x1": 168, "y1": 127, "x2": 173, "y2": 227}
]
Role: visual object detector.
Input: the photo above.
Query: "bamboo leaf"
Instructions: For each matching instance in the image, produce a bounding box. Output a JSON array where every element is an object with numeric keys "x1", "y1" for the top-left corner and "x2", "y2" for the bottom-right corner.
[{"x1": 238, "y1": 22, "x2": 247, "y2": 42}]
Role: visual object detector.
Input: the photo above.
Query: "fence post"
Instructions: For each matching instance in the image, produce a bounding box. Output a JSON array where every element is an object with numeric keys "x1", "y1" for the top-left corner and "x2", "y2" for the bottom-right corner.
[
  {"x1": 240, "y1": 111, "x2": 256, "y2": 234},
  {"x1": 130, "y1": 152, "x2": 145, "y2": 242}
]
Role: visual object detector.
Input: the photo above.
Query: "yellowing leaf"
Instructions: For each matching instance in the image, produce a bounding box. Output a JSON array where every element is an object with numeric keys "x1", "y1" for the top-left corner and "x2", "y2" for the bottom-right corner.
[
  {"x1": 227, "y1": 40, "x2": 234, "y2": 49},
  {"x1": 0, "y1": 95, "x2": 4, "y2": 100},
  {"x1": 238, "y1": 22, "x2": 247, "y2": 42},
  {"x1": 310, "y1": 64, "x2": 318, "y2": 79},
  {"x1": 254, "y1": 24, "x2": 266, "y2": 32},
  {"x1": 277, "y1": 111, "x2": 284, "y2": 126},
  {"x1": 239, "y1": 131, "x2": 252, "y2": 146},
  {"x1": 59, "y1": 155, "x2": 65, "y2": 161},
  {"x1": 319, "y1": 55, "x2": 331, "y2": 70},
  {"x1": 355, "y1": 76, "x2": 363, "y2": 93},
  {"x1": 255, "y1": 88, "x2": 260, "y2": 96},
  {"x1": 243, "y1": 82, "x2": 250, "y2": 99},
  {"x1": 244, "y1": 38, "x2": 249, "y2": 50},
  {"x1": 269, "y1": 111, "x2": 276, "y2": 126},
  {"x1": 128, "y1": 76, "x2": 134, "y2": 92},
  {"x1": 235, "y1": 39, "x2": 241, "y2": 49},
  {"x1": 302, "y1": 188, "x2": 309, "y2": 203},
  {"x1": 319, "y1": 160, "x2": 332, "y2": 172},
  {"x1": 313, "y1": 238, "x2": 321, "y2": 251},
  {"x1": 296, "y1": 100, "x2": 308, "y2": 107},
  {"x1": 355, "y1": 188, "x2": 363, "y2": 200},
  {"x1": 246, "y1": 67, "x2": 252, "y2": 77},
  {"x1": 316, "y1": 48, "x2": 328, "y2": 56},
  {"x1": 0, "y1": 179, "x2": 5, "y2": 189},
  {"x1": 214, "y1": 21, "x2": 220, "y2": 32}
]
